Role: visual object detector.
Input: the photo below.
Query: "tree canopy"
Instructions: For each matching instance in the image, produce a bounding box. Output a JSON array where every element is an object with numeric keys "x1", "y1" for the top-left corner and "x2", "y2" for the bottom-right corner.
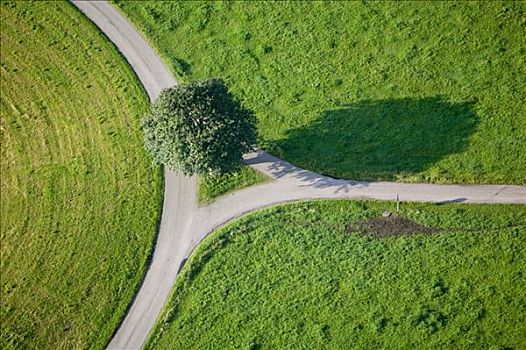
[{"x1": 142, "y1": 78, "x2": 257, "y2": 175}]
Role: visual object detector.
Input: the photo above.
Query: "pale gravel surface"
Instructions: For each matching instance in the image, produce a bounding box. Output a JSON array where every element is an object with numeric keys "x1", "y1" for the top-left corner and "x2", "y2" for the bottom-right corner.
[{"x1": 71, "y1": 1, "x2": 526, "y2": 349}]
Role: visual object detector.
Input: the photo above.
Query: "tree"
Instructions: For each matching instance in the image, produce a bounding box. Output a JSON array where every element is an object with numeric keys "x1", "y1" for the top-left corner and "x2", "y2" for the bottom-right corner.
[{"x1": 141, "y1": 78, "x2": 257, "y2": 175}]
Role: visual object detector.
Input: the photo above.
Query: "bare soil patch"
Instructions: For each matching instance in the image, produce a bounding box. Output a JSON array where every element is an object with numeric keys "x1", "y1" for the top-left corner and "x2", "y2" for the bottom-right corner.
[{"x1": 347, "y1": 213, "x2": 442, "y2": 238}]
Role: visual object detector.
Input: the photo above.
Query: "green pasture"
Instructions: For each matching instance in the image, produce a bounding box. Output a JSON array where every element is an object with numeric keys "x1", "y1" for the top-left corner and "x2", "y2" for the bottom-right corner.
[
  {"x1": 116, "y1": 1, "x2": 526, "y2": 185},
  {"x1": 1, "y1": 2, "x2": 160, "y2": 349},
  {"x1": 148, "y1": 200, "x2": 526, "y2": 350}
]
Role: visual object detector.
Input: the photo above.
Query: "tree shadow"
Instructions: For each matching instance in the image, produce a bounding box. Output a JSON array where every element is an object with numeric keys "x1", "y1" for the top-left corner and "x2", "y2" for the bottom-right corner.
[
  {"x1": 271, "y1": 97, "x2": 478, "y2": 181},
  {"x1": 245, "y1": 150, "x2": 369, "y2": 193}
]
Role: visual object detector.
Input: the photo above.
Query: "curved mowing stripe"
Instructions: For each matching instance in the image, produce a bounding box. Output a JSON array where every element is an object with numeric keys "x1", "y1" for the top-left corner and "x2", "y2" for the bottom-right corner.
[{"x1": 0, "y1": 2, "x2": 161, "y2": 349}]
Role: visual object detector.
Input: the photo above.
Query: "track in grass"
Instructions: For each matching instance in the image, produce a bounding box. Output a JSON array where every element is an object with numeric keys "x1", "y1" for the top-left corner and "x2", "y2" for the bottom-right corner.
[
  {"x1": 148, "y1": 200, "x2": 526, "y2": 350},
  {"x1": 115, "y1": 1, "x2": 526, "y2": 185},
  {"x1": 0, "y1": 2, "x2": 160, "y2": 349}
]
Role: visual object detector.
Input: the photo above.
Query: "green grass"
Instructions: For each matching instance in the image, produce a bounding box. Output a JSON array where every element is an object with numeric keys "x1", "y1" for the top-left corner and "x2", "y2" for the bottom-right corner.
[
  {"x1": 147, "y1": 201, "x2": 526, "y2": 350},
  {"x1": 115, "y1": 1, "x2": 526, "y2": 184},
  {"x1": 0, "y1": 2, "x2": 160, "y2": 349},
  {"x1": 198, "y1": 166, "x2": 270, "y2": 204}
]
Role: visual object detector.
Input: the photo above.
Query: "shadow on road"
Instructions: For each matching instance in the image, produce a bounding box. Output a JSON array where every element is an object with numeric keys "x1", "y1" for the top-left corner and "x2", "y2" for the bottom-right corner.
[
  {"x1": 270, "y1": 97, "x2": 478, "y2": 181},
  {"x1": 245, "y1": 150, "x2": 368, "y2": 193}
]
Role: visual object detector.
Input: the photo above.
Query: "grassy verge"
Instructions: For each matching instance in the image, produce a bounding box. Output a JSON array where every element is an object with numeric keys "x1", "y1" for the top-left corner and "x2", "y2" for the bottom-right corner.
[
  {"x1": 115, "y1": 1, "x2": 525, "y2": 184},
  {"x1": 146, "y1": 200, "x2": 526, "y2": 349},
  {"x1": 198, "y1": 166, "x2": 270, "y2": 204},
  {"x1": 0, "y1": 2, "x2": 160, "y2": 349}
]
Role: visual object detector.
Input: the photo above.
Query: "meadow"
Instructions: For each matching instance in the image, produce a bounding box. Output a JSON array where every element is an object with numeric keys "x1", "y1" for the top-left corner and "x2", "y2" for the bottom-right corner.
[
  {"x1": 116, "y1": 1, "x2": 526, "y2": 185},
  {"x1": 147, "y1": 200, "x2": 526, "y2": 350},
  {"x1": 1, "y1": 2, "x2": 161, "y2": 349}
]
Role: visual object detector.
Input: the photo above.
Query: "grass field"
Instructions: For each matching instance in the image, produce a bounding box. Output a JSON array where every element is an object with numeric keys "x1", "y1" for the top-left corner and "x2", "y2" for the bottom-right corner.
[
  {"x1": 198, "y1": 166, "x2": 269, "y2": 203},
  {"x1": 147, "y1": 200, "x2": 526, "y2": 350},
  {"x1": 116, "y1": 1, "x2": 526, "y2": 184},
  {"x1": 0, "y1": 2, "x2": 161, "y2": 349}
]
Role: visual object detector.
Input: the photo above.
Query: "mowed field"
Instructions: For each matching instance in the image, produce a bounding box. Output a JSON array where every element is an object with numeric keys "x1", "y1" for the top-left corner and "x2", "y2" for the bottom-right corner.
[
  {"x1": 116, "y1": 1, "x2": 526, "y2": 184},
  {"x1": 1, "y1": 2, "x2": 161, "y2": 349},
  {"x1": 148, "y1": 201, "x2": 526, "y2": 350}
]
